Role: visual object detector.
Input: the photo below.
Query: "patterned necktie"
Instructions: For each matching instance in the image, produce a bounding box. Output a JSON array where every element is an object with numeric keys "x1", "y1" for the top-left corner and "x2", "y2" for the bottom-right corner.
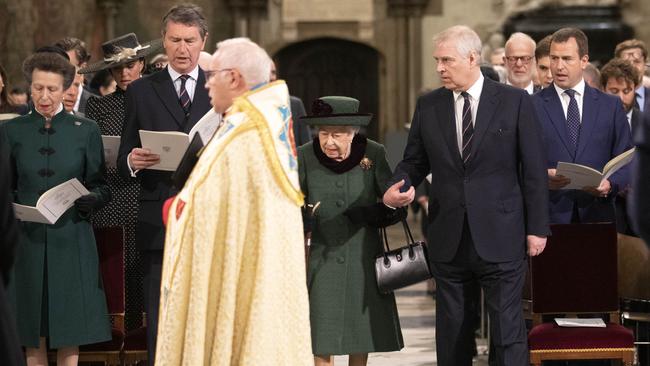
[
  {"x1": 461, "y1": 91, "x2": 473, "y2": 165},
  {"x1": 565, "y1": 89, "x2": 580, "y2": 149},
  {"x1": 178, "y1": 74, "x2": 191, "y2": 116}
]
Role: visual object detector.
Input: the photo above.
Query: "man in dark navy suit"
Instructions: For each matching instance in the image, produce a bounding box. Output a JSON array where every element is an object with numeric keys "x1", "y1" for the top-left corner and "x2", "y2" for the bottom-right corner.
[
  {"x1": 116, "y1": 4, "x2": 211, "y2": 364},
  {"x1": 532, "y1": 28, "x2": 632, "y2": 224},
  {"x1": 384, "y1": 25, "x2": 549, "y2": 366}
]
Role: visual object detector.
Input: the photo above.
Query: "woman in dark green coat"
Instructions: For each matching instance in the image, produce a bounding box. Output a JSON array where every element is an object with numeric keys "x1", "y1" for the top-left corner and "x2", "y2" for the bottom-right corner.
[
  {"x1": 2, "y1": 52, "x2": 111, "y2": 366},
  {"x1": 298, "y1": 96, "x2": 403, "y2": 366}
]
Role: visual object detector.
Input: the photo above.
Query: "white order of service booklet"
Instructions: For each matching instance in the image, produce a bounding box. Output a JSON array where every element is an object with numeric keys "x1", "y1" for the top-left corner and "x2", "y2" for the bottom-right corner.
[
  {"x1": 555, "y1": 318, "x2": 606, "y2": 328},
  {"x1": 101, "y1": 135, "x2": 121, "y2": 169},
  {"x1": 555, "y1": 147, "x2": 635, "y2": 189},
  {"x1": 13, "y1": 178, "x2": 90, "y2": 224},
  {"x1": 138, "y1": 109, "x2": 221, "y2": 171}
]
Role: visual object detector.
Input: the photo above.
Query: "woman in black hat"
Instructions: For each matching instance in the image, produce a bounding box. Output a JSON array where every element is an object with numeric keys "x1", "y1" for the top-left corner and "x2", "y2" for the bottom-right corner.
[
  {"x1": 299, "y1": 96, "x2": 404, "y2": 366},
  {"x1": 81, "y1": 33, "x2": 160, "y2": 330}
]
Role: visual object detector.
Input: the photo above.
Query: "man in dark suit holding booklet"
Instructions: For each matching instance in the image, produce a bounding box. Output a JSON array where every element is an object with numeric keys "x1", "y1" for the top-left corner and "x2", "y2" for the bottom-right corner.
[
  {"x1": 532, "y1": 28, "x2": 633, "y2": 224},
  {"x1": 116, "y1": 4, "x2": 211, "y2": 364}
]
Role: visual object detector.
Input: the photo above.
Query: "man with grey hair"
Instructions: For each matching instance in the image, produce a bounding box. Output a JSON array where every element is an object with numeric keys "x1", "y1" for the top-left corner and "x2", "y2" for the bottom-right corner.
[
  {"x1": 504, "y1": 32, "x2": 539, "y2": 94},
  {"x1": 384, "y1": 25, "x2": 549, "y2": 366},
  {"x1": 116, "y1": 4, "x2": 212, "y2": 364},
  {"x1": 155, "y1": 37, "x2": 312, "y2": 365}
]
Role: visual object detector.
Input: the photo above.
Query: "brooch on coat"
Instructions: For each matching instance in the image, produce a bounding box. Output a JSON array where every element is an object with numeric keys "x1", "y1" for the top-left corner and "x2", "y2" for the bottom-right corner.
[{"x1": 359, "y1": 157, "x2": 373, "y2": 170}]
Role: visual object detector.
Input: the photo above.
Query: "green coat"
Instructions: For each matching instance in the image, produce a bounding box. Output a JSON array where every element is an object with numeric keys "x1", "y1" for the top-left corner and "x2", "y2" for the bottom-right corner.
[
  {"x1": 298, "y1": 138, "x2": 403, "y2": 355},
  {"x1": 2, "y1": 109, "x2": 111, "y2": 348}
]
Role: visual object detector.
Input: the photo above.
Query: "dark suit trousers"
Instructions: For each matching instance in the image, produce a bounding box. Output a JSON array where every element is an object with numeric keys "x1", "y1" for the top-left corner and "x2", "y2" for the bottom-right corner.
[
  {"x1": 143, "y1": 250, "x2": 163, "y2": 366},
  {"x1": 431, "y1": 217, "x2": 528, "y2": 366},
  {"x1": 0, "y1": 277, "x2": 24, "y2": 366}
]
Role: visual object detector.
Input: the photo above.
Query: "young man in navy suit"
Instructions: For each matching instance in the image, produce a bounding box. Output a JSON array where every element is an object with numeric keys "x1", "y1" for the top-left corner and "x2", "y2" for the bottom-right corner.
[
  {"x1": 116, "y1": 4, "x2": 212, "y2": 364},
  {"x1": 384, "y1": 25, "x2": 549, "y2": 366},
  {"x1": 532, "y1": 28, "x2": 633, "y2": 224}
]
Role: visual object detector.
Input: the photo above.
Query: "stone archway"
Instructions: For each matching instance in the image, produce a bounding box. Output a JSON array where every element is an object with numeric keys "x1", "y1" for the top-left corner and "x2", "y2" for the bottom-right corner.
[{"x1": 275, "y1": 37, "x2": 381, "y2": 140}]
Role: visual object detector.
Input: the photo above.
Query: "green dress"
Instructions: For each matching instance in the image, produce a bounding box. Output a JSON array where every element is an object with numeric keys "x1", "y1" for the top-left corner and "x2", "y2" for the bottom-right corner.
[
  {"x1": 2, "y1": 108, "x2": 111, "y2": 348},
  {"x1": 298, "y1": 136, "x2": 403, "y2": 355}
]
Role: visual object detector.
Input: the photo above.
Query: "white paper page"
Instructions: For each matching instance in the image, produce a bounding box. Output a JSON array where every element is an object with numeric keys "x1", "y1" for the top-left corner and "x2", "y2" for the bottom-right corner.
[
  {"x1": 188, "y1": 109, "x2": 221, "y2": 144},
  {"x1": 12, "y1": 204, "x2": 52, "y2": 224},
  {"x1": 101, "y1": 135, "x2": 121, "y2": 168},
  {"x1": 37, "y1": 178, "x2": 90, "y2": 222},
  {"x1": 139, "y1": 130, "x2": 190, "y2": 171},
  {"x1": 555, "y1": 162, "x2": 603, "y2": 189},
  {"x1": 602, "y1": 148, "x2": 635, "y2": 181},
  {"x1": 555, "y1": 318, "x2": 606, "y2": 328}
]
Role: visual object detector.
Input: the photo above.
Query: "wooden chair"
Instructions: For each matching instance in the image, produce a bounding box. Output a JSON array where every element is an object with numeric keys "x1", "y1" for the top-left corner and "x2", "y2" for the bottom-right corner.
[{"x1": 528, "y1": 223, "x2": 635, "y2": 366}]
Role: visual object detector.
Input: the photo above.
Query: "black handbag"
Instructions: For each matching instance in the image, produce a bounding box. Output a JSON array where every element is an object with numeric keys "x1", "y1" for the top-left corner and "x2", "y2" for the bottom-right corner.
[{"x1": 375, "y1": 219, "x2": 432, "y2": 294}]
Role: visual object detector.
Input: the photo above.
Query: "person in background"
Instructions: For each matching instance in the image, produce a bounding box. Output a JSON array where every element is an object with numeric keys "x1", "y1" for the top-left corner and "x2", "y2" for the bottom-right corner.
[
  {"x1": 8, "y1": 85, "x2": 29, "y2": 107},
  {"x1": 583, "y1": 62, "x2": 601, "y2": 89},
  {"x1": 490, "y1": 47, "x2": 505, "y2": 66},
  {"x1": 615, "y1": 39, "x2": 650, "y2": 114},
  {"x1": 54, "y1": 37, "x2": 96, "y2": 114},
  {"x1": 81, "y1": 32, "x2": 160, "y2": 332},
  {"x1": 270, "y1": 61, "x2": 312, "y2": 146},
  {"x1": 600, "y1": 58, "x2": 642, "y2": 238},
  {"x1": 0, "y1": 64, "x2": 28, "y2": 115},
  {"x1": 503, "y1": 32, "x2": 539, "y2": 94},
  {"x1": 89, "y1": 69, "x2": 116, "y2": 97},
  {"x1": 62, "y1": 72, "x2": 85, "y2": 117},
  {"x1": 535, "y1": 35, "x2": 553, "y2": 89},
  {"x1": 2, "y1": 51, "x2": 111, "y2": 366},
  {"x1": 532, "y1": 28, "x2": 632, "y2": 225}
]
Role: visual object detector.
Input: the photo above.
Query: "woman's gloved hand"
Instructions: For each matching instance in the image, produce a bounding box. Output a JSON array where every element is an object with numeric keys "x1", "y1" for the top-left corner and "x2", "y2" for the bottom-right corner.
[{"x1": 74, "y1": 193, "x2": 101, "y2": 216}]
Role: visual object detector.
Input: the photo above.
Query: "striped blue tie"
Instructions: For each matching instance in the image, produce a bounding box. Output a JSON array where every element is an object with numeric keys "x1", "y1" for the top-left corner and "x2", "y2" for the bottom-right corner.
[
  {"x1": 461, "y1": 91, "x2": 473, "y2": 165},
  {"x1": 178, "y1": 74, "x2": 191, "y2": 116},
  {"x1": 565, "y1": 89, "x2": 580, "y2": 150}
]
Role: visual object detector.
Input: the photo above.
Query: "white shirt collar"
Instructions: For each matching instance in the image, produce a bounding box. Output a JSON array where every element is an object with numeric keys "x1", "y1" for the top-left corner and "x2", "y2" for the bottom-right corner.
[
  {"x1": 453, "y1": 72, "x2": 484, "y2": 102},
  {"x1": 553, "y1": 78, "x2": 585, "y2": 99},
  {"x1": 168, "y1": 64, "x2": 199, "y2": 81},
  {"x1": 506, "y1": 79, "x2": 535, "y2": 94}
]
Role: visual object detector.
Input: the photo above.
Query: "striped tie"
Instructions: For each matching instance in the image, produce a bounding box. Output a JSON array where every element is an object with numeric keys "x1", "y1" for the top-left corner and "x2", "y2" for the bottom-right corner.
[
  {"x1": 565, "y1": 89, "x2": 580, "y2": 150},
  {"x1": 461, "y1": 91, "x2": 473, "y2": 165},
  {"x1": 178, "y1": 74, "x2": 191, "y2": 116}
]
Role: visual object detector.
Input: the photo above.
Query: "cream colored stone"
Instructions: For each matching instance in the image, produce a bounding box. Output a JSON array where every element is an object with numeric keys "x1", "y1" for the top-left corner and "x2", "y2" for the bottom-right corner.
[{"x1": 283, "y1": 0, "x2": 373, "y2": 22}]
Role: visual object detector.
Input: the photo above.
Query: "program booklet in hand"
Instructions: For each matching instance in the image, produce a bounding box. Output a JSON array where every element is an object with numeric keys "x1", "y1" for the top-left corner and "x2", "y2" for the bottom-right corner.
[
  {"x1": 555, "y1": 147, "x2": 635, "y2": 189},
  {"x1": 13, "y1": 178, "x2": 90, "y2": 224},
  {"x1": 139, "y1": 109, "x2": 221, "y2": 171},
  {"x1": 101, "y1": 135, "x2": 120, "y2": 168}
]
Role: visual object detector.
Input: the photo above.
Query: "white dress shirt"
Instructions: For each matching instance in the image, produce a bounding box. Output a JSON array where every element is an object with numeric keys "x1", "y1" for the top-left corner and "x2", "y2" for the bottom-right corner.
[
  {"x1": 553, "y1": 78, "x2": 585, "y2": 123},
  {"x1": 452, "y1": 73, "x2": 484, "y2": 153},
  {"x1": 507, "y1": 79, "x2": 535, "y2": 95},
  {"x1": 168, "y1": 65, "x2": 200, "y2": 102}
]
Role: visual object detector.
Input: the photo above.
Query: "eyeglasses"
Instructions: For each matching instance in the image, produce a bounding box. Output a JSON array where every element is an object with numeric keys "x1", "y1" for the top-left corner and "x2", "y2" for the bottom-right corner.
[
  {"x1": 505, "y1": 56, "x2": 533, "y2": 64},
  {"x1": 204, "y1": 68, "x2": 233, "y2": 80}
]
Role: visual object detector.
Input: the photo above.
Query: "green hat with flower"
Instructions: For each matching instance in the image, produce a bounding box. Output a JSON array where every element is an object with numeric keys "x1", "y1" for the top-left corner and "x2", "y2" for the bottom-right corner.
[{"x1": 300, "y1": 96, "x2": 372, "y2": 126}]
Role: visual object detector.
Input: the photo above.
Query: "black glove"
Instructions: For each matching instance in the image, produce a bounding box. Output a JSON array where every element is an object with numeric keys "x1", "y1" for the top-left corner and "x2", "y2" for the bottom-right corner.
[
  {"x1": 75, "y1": 193, "x2": 100, "y2": 216},
  {"x1": 344, "y1": 203, "x2": 407, "y2": 228}
]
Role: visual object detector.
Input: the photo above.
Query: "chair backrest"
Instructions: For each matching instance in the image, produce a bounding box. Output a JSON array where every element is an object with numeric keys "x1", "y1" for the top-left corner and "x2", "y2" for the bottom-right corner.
[
  {"x1": 94, "y1": 226, "x2": 125, "y2": 315},
  {"x1": 531, "y1": 223, "x2": 618, "y2": 315}
]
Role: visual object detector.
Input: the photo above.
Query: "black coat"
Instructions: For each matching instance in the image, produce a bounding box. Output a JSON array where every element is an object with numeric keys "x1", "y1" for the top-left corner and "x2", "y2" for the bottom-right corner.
[
  {"x1": 117, "y1": 67, "x2": 211, "y2": 251},
  {"x1": 391, "y1": 77, "x2": 550, "y2": 263},
  {"x1": 0, "y1": 130, "x2": 24, "y2": 366}
]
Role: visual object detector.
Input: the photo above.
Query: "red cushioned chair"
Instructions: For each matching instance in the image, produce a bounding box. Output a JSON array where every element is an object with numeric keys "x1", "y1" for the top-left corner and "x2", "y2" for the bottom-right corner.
[
  {"x1": 48, "y1": 226, "x2": 125, "y2": 365},
  {"x1": 528, "y1": 223, "x2": 634, "y2": 366}
]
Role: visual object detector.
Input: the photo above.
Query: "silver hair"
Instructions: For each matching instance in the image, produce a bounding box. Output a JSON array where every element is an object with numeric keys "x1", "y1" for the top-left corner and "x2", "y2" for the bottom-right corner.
[
  {"x1": 505, "y1": 32, "x2": 537, "y2": 54},
  {"x1": 433, "y1": 25, "x2": 482, "y2": 61},
  {"x1": 214, "y1": 37, "x2": 272, "y2": 88}
]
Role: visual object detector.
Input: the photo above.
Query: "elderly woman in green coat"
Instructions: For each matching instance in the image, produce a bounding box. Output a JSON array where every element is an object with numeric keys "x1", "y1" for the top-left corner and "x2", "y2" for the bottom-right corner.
[
  {"x1": 298, "y1": 96, "x2": 404, "y2": 366},
  {"x1": 2, "y1": 52, "x2": 111, "y2": 366}
]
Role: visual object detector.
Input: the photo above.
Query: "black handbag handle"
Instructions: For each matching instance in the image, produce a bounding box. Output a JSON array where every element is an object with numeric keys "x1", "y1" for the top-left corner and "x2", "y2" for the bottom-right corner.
[{"x1": 379, "y1": 218, "x2": 417, "y2": 259}]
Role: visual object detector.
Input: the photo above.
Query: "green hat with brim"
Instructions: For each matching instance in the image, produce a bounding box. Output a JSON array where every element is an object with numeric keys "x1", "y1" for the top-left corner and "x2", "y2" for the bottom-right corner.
[{"x1": 300, "y1": 96, "x2": 372, "y2": 127}]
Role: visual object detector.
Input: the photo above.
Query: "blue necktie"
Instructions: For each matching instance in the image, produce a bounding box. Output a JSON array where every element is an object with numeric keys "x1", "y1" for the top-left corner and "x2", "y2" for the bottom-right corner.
[
  {"x1": 178, "y1": 74, "x2": 191, "y2": 116},
  {"x1": 565, "y1": 89, "x2": 580, "y2": 150},
  {"x1": 461, "y1": 91, "x2": 473, "y2": 165}
]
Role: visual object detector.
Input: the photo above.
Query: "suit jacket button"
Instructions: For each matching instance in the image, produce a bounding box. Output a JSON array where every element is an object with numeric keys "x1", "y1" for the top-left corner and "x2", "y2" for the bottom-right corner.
[{"x1": 336, "y1": 199, "x2": 344, "y2": 207}]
